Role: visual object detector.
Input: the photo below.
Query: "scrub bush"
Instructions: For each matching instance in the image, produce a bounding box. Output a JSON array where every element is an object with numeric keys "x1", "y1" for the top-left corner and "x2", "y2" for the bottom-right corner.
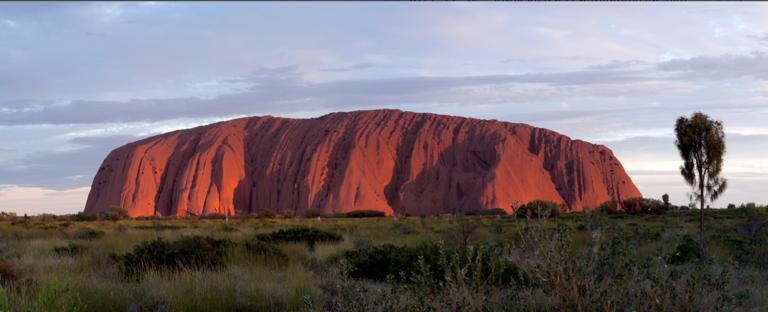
[
  {"x1": 621, "y1": 197, "x2": 666, "y2": 214},
  {"x1": 339, "y1": 242, "x2": 527, "y2": 286},
  {"x1": 668, "y1": 235, "x2": 704, "y2": 264},
  {"x1": 516, "y1": 200, "x2": 562, "y2": 218},
  {"x1": 52, "y1": 243, "x2": 87, "y2": 257},
  {"x1": 255, "y1": 227, "x2": 343, "y2": 251},
  {"x1": 463, "y1": 208, "x2": 508, "y2": 216},
  {"x1": 243, "y1": 239, "x2": 288, "y2": 262},
  {"x1": 344, "y1": 210, "x2": 386, "y2": 218},
  {"x1": 73, "y1": 228, "x2": 104, "y2": 240},
  {"x1": 111, "y1": 236, "x2": 233, "y2": 280}
]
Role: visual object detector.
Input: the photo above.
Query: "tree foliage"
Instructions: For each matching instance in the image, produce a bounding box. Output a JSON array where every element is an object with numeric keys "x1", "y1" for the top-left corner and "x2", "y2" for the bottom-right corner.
[
  {"x1": 675, "y1": 111, "x2": 727, "y2": 242},
  {"x1": 674, "y1": 112, "x2": 727, "y2": 208}
]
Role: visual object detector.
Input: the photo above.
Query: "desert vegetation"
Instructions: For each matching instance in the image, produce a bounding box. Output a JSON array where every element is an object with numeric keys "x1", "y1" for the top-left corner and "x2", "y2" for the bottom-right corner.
[{"x1": 0, "y1": 205, "x2": 765, "y2": 311}]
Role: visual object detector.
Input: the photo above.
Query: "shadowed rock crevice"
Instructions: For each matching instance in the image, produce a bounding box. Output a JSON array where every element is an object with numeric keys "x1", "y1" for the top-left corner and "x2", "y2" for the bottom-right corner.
[{"x1": 384, "y1": 115, "x2": 428, "y2": 212}]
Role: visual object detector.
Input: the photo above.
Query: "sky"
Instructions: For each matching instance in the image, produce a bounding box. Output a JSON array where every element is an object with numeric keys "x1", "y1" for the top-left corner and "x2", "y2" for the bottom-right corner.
[{"x1": 1, "y1": 2, "x2": 768, "y2": 214}]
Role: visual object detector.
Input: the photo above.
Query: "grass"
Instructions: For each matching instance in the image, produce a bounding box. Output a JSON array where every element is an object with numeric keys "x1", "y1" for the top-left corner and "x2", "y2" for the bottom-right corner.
[{"x1": 0, "y1": 208, "x2": 765, "y2": 311}]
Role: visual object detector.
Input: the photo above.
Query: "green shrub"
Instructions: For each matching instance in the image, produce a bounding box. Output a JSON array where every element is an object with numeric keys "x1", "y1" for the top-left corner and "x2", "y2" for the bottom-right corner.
[
  {"x1": 37, "y1": 223, "x2": 57, "y2": 230},
  {"x1": 621, "y1": 197, "x2": 666, "y2": 214},
  {"x1": 73, "y1": 228, "x2": 105, "y2": 240},
  {"x1": 489, "y1": 219, "x2": 504, "y2": 234},
  {"x1": 667, "y1": 235, "x2": 703, "y2": 264},
  {"x1": 516, "y1": 200, "x2": 562, "y2": 218},
  {"x1": 339, "y1": 242, "x2": 527, "y2": 286},
  {"x1": 218, "y1": 225, "x2": 239, "y2": 232},
  {"x1": 72, "y1": 212, "x2": 96, "y2": 222},
  {"x1": 132, "y1": 223, "x2": 184, "y2": 231},
  {"x1": 0, "y1": 212, "x2": 17, "y2": 222},
  {"x1": 281, "y1": 210, "x2": 294, "y2": 219},
  {"x1": 339, "y1": 243, "x2": 449, "y2": 282},
  {"x1": 735, "y1": 207, "x2": 768, "y2": 268},
  {"x1": 255, "y1": 227, "x2": 343, "y2": 250},
  {"x1": 201, "y1": 213, "x2": 227, "y2": 220},
  {"x1": 391, "y1": 222, "x2": 419, "y2": 235},
  {"x1": 739, "y1": 203, "x2": 759, "y2": 210},
  {"x1": 111, "y1": 236, "x2": 233, "y2": 280},
  {"x1": 595, "y1": 200, "x2": 620, "y2": 214},
  {"x1": 344, "y1": 210, "x2": 386, "y2": 218},
  {"x1": 730, "y1": 289, "x2": 750, "y2": 302},
  {"x1": 242, "y1": 239, "x2": 287, "y2": 262},
  {"x1": 303, "y1": 208, "x2": 324, "y2": 218},
  {"x1": 341, "y1": 244, "x2": 433, "y2": 282},
  {"x1": 135, "y1": 215, "x2": 162, "y2": 221},
  {"x1": 97, "y1": 207, "x2": 131, "y2": 221},
  {"x1": 52, "y1": 243, "x2": 87, "y2": 257},
  {"x1": 255, "y1": 209, "x2": 277, "y2": 219},
  {"x1": 463, "y1": 208, "x2": 508, "y2": 216},
  {"x1": 353, "y1": 238, "x2": 373, "y2": 250},
  {"x1": 442, "y1": 218, "x2": 479, "y2": 248}
]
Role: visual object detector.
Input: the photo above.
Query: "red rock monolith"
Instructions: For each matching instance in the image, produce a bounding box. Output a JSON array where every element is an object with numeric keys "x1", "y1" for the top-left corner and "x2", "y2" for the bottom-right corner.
[{"x1": 84, "y1": 110, "x2": 641, "y2": 217}]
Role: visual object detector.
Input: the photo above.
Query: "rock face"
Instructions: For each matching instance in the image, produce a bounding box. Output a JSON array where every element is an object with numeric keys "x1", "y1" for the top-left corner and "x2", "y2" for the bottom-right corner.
[{"x1": 84, "y1": 109, "x2": 641, "y2": 217}]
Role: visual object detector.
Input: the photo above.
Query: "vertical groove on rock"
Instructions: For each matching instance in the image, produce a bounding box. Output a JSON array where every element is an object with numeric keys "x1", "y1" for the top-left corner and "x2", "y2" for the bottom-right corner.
[{"x1": 383, "y1": 113, "x2": 428, "y2": 215}]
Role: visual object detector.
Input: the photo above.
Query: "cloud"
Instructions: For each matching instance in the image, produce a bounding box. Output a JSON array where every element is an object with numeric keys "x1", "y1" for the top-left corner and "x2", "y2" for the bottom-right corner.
[
  {"x1": 15, "y1": 52, "x2": 766, "y2": 134},
  {"x1": 1, "y1": 19, "x2": 17, "y2": 28},
  {"x1": 321, "y1": 62, "x2": 374, "y2": 72},
  {"x1": 587, "y1": 59, "x2": 648, "y2": 70},
  {"x1": 0, "y1": 134, "x2": 144, "y2": 189},
  {"x1": 748, "y1": 33, "x2": 768, "y2": 44},
  {"x1": 0, "y1": 113, "x2": 267, "y2": 194},
  {"x1": 0, "y1": 65, "x2": 675, "y2": 126},
  {"x1": 657, "y1": 52, "x2": 768, "y2": 80},
  {"x1": 12, "y1": 48, "x2": 765, "y2": 129}
]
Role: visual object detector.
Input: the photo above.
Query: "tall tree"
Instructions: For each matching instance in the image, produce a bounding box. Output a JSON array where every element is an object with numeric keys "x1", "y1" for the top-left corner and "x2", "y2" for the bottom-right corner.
[{"x1": 674, "y1": 112, "x2": 727, "y2": 241}]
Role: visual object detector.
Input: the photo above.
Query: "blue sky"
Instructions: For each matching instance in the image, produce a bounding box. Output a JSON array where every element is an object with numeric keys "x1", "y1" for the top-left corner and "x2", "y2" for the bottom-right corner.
[{"x1": 1, "y1": 2, "x2": 767, "y2": 214}]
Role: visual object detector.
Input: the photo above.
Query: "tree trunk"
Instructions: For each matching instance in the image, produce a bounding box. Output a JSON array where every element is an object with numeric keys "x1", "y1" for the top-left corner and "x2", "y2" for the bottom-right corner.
[{"x1": 698, "y1": 167, "x2": 705, "y2": 244}]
